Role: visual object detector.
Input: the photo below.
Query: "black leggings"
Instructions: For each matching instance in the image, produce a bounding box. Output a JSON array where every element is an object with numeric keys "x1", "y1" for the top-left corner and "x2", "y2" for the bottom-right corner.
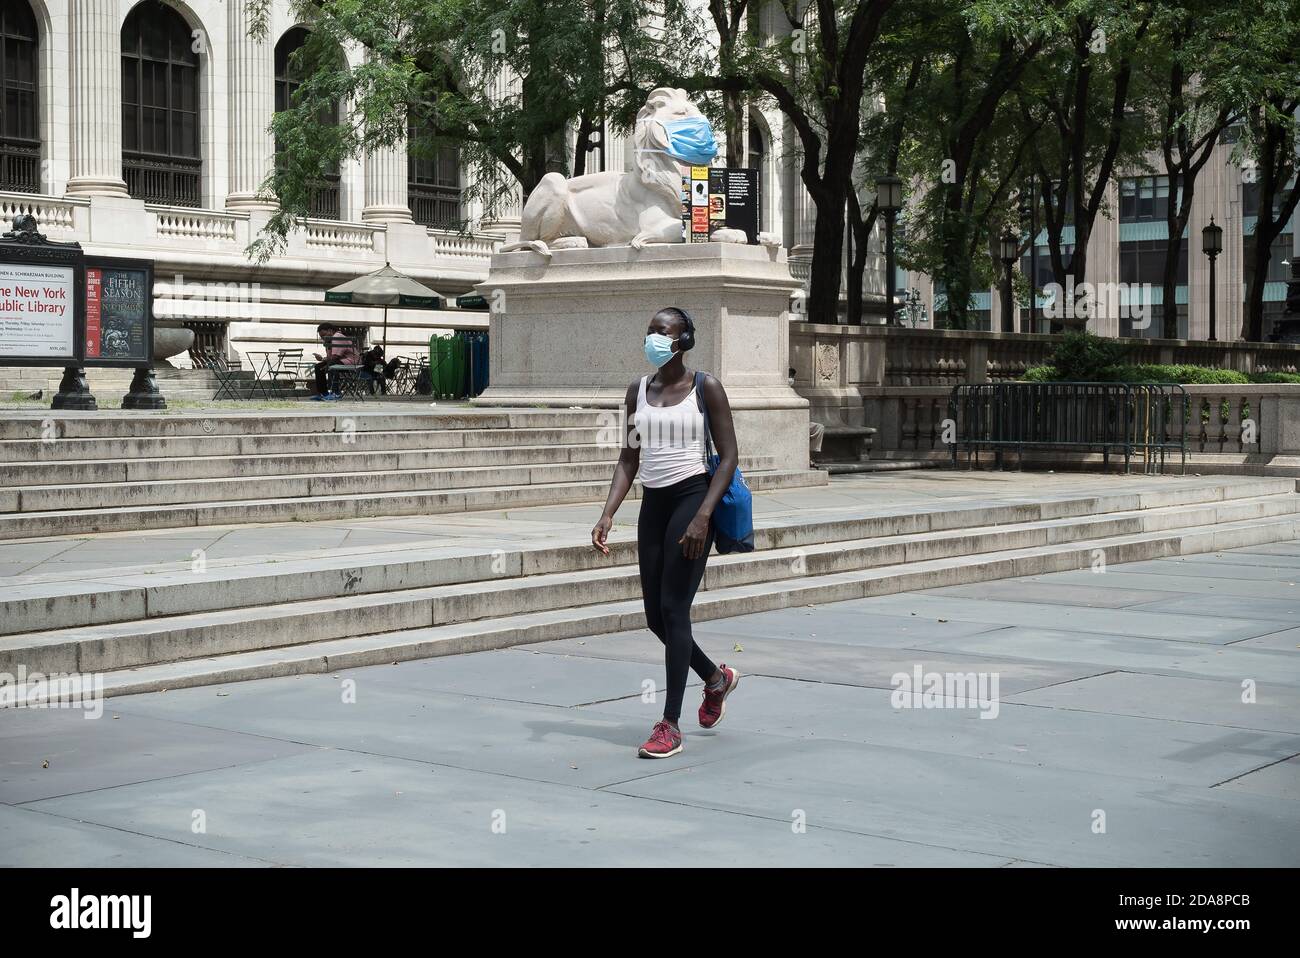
[{"x1": 637, "y1": 473, "x2": 717, "y2": 722}]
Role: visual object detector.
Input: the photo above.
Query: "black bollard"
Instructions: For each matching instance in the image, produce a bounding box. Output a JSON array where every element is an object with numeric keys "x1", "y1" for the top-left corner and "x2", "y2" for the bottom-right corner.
[
  {"x1": 51, "y1": 365, "x2": 97, "y2": 410},
  {"x1": 121, "y1": 365, "x2": 167, "y2": 409}
]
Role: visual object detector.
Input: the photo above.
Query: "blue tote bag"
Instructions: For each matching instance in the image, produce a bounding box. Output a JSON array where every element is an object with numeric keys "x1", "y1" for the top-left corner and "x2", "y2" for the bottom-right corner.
[{"x1": 694, "y1": 372, "x2": 755, "y2": 553}]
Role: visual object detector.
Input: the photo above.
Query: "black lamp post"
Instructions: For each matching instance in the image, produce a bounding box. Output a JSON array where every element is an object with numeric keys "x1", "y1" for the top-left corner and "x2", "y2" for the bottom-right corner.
[
  {"x1": 1202, "y1": 217, "x2": 1223, "y2": 342},
  {"x1": 875, "y1": 175, "x2": 903, "y2": 324},
  {"x1": 999, "y1": 228, "x2": 1018, "y2": 333}
]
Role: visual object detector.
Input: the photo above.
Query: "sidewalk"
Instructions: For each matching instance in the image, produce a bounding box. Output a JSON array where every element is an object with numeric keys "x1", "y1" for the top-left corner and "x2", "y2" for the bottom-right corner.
[{"x1": 2, "y1": 538, "x2": 1298, "y2": 867}]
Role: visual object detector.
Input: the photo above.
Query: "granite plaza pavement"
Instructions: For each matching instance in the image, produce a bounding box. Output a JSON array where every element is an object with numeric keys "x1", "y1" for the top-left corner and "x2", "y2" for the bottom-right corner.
[{"x1": 1, "y1": 470, "x2": 1299, "y2": 866}]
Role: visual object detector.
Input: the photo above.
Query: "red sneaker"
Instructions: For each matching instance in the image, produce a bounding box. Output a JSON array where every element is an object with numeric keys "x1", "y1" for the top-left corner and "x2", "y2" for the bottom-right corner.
[
  {"x1": 699, "y1": 665, "x2": 740, "y2": 729},
  {"x1": 637, "y1": 720, "x2": 683, "y2": 759}
]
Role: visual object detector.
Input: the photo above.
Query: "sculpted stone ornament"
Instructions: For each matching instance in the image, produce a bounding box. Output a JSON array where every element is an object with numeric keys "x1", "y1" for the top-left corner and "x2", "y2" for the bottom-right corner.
[{"x1": 502, "y1": 88, "x2": 750, "y2": 255}]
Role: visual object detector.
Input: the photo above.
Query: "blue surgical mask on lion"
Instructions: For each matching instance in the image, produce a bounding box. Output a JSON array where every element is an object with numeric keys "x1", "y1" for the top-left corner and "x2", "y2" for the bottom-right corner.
[{"x1": 636, "y1": 115, "x2": 718, "y2": 166}]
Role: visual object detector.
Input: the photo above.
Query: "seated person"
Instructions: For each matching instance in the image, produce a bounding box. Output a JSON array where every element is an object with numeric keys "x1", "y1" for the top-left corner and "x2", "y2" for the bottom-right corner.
[{"x1": 311, "y1": 324, "x2": 361, "y2": 399}]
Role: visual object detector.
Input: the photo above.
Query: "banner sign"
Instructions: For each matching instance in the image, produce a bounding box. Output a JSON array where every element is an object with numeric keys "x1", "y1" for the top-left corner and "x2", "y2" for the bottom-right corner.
[
  {"x1": 85, "y1": 263, "x2": 150, "y2": 364},
  {"x1": 0, "y1": 263, "x2": 77, "y2": 361},
  {"x1": 681, "y1": 166, "x2": 760, "y2": 244}
]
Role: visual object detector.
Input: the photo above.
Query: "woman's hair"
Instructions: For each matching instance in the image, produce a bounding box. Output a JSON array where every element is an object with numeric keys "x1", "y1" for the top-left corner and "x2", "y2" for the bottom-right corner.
[{"x1": 654, "y1": 307, "x2": 695, "y2": 350}]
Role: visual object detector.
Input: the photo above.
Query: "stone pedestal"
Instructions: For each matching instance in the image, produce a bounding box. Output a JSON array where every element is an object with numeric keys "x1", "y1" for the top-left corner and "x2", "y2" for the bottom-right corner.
[{"x1": 472, "y1": 243, "x2": 810, "y2": 471}]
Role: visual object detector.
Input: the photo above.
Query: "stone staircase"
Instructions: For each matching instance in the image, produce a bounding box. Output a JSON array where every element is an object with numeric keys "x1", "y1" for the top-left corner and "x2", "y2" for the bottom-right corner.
[
  {"x1": 0, "y1": 408, "x2": 823, "y2": 539},
  {"x1": 2, "y1": 474, "x2": 1296, "y2": 698}
]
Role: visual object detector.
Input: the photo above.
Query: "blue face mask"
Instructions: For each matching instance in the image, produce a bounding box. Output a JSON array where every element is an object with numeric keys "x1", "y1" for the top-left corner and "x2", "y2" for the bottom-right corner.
[
  {"x1": 656, "y1": 116, "x2": 718, "y2": 166},
  {"x1": 644, "y1": 333, "x2": 677, "y2": 368}
]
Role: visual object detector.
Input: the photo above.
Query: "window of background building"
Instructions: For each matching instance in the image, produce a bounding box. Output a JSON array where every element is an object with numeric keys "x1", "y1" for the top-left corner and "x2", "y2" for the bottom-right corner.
[
  {"x1": 275, "y1": 27, "x2": 341, "y2": 220},
  {"x1": 1119, "y1": 175, "x2": 1181, "y2": 223},
  {"x1": 121, "y1": 1, "x2": 201, "y2": 207},
  {"x1": 407, "y1": 117, "x2": 461, "y2": 229},
  {"x1": 1119, "y1": 238, "x2": 1188, "y2": 286},
  {"x1": 0, "y1": 0, "x2": 38, "y2": 193}
]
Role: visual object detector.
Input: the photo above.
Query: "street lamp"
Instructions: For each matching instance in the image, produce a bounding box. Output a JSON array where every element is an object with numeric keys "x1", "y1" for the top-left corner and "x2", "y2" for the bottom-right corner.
[
  {"x1": 875, "y1": 175, "x2": 903, "y2": 325},
  {"x1": 999, "y1": 228, "x2": 1019, "y2": 333},
  {"x1": 1202, "y1": 217, "x2": 1223, "y2": 342}
]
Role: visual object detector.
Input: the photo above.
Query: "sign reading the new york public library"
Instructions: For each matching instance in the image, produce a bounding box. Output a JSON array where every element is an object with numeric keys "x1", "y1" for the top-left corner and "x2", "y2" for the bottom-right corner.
[{"x1": 0, "y1": 262, "x2": 76, "y2": 361}]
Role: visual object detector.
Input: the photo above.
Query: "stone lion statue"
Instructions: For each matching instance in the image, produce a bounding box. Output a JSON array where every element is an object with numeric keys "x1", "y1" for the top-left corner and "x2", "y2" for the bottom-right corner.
[{"x1": 501, "y1": 87, "x2": 752, "y2": 254}]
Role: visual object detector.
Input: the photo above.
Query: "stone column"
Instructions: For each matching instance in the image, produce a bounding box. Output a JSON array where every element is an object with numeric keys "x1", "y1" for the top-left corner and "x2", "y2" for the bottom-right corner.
[
  {"x1": 66, "y1": 0, "x2": 128, "y2": 196},
  {"x1": 479, "y1": 67, "x2": 522, "y2": 237},
  {"x1": 226, "y1": 1, "x2": 276, "y2": 210},
  {"x1": 362, "y1": 141, "x2": 414, "y2": 224}
]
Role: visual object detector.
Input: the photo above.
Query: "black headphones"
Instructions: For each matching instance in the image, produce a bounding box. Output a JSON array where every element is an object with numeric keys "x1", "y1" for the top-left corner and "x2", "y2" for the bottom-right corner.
[{"x1": 670, "y1": 307, "x2": 696, "y2": 352}]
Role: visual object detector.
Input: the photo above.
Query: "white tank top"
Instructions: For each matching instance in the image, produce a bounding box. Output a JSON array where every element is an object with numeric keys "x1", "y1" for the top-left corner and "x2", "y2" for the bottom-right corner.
[{"x1": 634, "y1": 374, "x2": 708, "y2": 488}]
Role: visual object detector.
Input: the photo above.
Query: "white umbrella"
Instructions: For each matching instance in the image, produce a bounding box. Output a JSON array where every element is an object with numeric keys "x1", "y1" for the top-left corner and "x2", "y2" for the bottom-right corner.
[{"x1": 325, "y1": 263, "x2": 442, "y2": 352}]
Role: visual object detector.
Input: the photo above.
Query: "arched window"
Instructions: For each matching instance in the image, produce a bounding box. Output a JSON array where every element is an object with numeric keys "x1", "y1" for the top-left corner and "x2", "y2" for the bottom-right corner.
[
  {"x1": 407, "y1": 115, "x2": 461, "y2": 228},
  {"x1": 275, "y1": 27, "x2": 340, "y2": 220},
  {"x1": 121, "y1": 1, "x2": 201, "y2": 206},
  {"x1": 0, "y1": 0, "x2": 39, "y2": 193}
]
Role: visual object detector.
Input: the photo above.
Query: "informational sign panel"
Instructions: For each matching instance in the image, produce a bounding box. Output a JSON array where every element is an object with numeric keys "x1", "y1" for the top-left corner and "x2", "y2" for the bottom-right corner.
[
  {"x1": 0, "y1": 262, "x2": 76, "y2": 360},
  {"x1": 681, "y1": 167, "x2": 760, "y2": 244},
  {"x1": 85, "y1": 265, "x2": 150, "y2": 363}
]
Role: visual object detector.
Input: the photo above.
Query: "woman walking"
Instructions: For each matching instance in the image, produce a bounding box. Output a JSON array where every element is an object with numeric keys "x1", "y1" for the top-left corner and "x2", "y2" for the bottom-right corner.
[{"x1": 591, "y1": 307, "x2": 742, "y2": 758}]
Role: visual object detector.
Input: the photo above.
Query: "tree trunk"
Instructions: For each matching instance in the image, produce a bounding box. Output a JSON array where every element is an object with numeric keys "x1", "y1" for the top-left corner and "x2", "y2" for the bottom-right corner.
[{"x1": 807, "y1": 187, "x2": 847, "y2": 322}]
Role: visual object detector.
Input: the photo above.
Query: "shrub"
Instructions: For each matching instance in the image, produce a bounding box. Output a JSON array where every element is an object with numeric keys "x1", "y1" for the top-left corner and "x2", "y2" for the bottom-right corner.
[
  {"x1": 1021, "y1": 364, "x2": 1058, "y2": 382},
  {"x1": 1047, "y1": 330, "x2": 1131, "y2": 381},
  {"x1": 1105, "y1": 364, "x2": 1249, "y2": 385},
  {"x1": 1248, "y1": 371, "x2": 1300, "y2": 384}
]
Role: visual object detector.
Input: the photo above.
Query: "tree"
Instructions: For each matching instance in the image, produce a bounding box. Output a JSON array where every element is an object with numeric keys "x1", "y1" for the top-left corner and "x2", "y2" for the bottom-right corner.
[
  {"x1": 245, "y1": 0, "x2": 684, "y2": 258},
  {"x1": 1019, "y1": 1, "x2": 1153, "y2": 327},
  {"x1": 1142, "y1": 1, "x2": 1236, "y2": 338}
]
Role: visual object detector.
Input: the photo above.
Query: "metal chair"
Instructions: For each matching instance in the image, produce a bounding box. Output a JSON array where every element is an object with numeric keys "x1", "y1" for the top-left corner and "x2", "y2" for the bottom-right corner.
[{"x1": 190, "y1": 348, "x2": 247, "y2": 401}]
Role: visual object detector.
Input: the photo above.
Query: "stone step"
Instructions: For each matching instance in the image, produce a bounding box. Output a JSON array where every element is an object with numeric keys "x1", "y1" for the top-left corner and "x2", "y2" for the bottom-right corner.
[
  {"x1": 5, "y1": 453, "x2": 778, "y2": 511},
  {"x1": 0, "y1": 442, "x2": 627, "y2": 486},
  {"x1": 0, "y1": 426, "x2": 608, "y2": 464},
  {"x1": 4, "y1": 487, "x2": 1294, "y2": 676},
  {"x1": 0, "y1": 408, "x2": 612, "y2": 442},
  {"x1": 3, "y1": 477, "x2": 1292, "y2": 635},
  {"x1": 0, "y1": 468, "x2": 827, "y2": 540},
  {"x1": 28, "y1": 511, "x2": 1299, "y2": 699}
]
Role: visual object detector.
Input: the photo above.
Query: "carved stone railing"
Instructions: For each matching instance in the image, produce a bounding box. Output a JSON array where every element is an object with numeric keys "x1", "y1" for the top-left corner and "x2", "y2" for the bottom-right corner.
[
  {"x1": 432, "y1": 230, "x2": 500, "y2": 262},
  {"x1": 0, "y1": 191, "x2": 86, "y2": 235},
  {"x1": 791, "y1": 323, "x2": 1300, "y2": 391},
  {"x1": 303, "y1": 219, "x2": 379, "y2": 252},
  {"x1": 149, "y1": 205, "x2": 241, "y2": 243}
]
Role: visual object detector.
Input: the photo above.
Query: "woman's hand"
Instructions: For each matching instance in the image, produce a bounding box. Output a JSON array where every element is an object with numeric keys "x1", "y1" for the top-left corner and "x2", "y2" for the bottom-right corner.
[
  {"x1": 591, "y1": 515, "x2": 614, "y2": 555},
  {"x1": 679, "y1": 512, "x2": 711, "y2": 560}
]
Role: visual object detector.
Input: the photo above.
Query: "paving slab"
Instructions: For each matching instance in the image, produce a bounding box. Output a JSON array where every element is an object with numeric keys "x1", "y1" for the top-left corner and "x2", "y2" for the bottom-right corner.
[
  {"x1": 106, "y1": 671, "x2": 740, "y2": 791},
  {"x1": 522, "y1": 631, "x2": 1109, "y2": 696},
  {"x1": 0, "y1": 705, "x2": 315, "y2": 804},
  {"x1": 1006, "y1": 671, "x2": 1300, "y2": 734},
  {"x1": 892, "y1": 625, "x2": 1300, "y2": 684},
  {"x1": 1039, "y1": 568, "x2": 1300, "y2": 599},
  {"x1": 1215, "y1": 757, "x2": 1300, "y2": 801},
  {"x1": 0, "y1": 804, "x2": 272, "y2": 867},
  {"x1": 918, "y1": 579, "x2": 1180, "y2": 609},
  {"x1": 690, "y1": 607, "x2": 1009, "y2": 648},
  {"x1": 580, "y1": 676, "x2": 1300, "y2": 788},
  {"x1": 603, "y1": 738, "x2": 1300, "y2": 867},
  {"x1": 1125, "y1": 593, "x2": 1300, "y2": 625},
  {"x1": 1231, "y1": 627, "x2": 1300, "y2": 651},
  {"x1": 827, "y1": 594, "x2": 1279, "y2": 645},
  {"x1": 18, "y1": 748, "x2": 1011, "y2": 867}
]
